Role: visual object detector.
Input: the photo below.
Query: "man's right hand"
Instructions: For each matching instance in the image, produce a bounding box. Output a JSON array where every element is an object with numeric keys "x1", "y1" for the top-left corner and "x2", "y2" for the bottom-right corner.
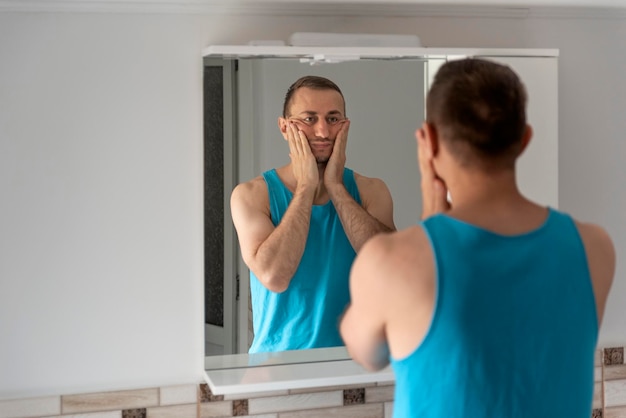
[{"x1": 287, "y1": 121, "x2": 318, "y2": 192}]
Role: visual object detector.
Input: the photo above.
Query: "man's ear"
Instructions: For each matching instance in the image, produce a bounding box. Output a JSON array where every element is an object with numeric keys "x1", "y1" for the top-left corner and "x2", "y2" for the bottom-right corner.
[
  {"x1": 278, "y1": 117, "x2": 289, "y2": 140},
  {"x1": 422, "y1": 122, "x2": 440, "y2": 158},
  {"x1": 518, "y1": 124, "x2": 533, "y2": 156}
]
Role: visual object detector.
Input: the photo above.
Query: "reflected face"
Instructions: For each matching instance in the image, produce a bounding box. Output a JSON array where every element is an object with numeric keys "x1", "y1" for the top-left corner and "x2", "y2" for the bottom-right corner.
[{"x1": 280, "y1": 87, "x2": 346, "y2": 164}]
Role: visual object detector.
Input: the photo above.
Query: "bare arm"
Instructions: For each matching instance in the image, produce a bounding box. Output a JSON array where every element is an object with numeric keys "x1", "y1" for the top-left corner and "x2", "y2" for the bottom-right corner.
[
  {"x1": 324, "y1": 120, "x2": 395, "y2": 252},
  {"x1": 231, "y1": 121, "x2": 319, "y2": 293},
  {"x1": 231, "y1": 179, "x2": 315, "y2": 293},
  {"x1": 327, "y1": 175, "x2": 395, "y2": 252},
  {"x1": 340, "y1": 234, "x2": 392, "y2": 371},
  {"x1": 341, "y1": 224, "x2": 436, "y2": 370}
]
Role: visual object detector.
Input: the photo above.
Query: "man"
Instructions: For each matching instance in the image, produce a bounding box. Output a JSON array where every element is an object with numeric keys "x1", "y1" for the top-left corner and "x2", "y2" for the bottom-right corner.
[
  {"x1": 340, "y1": 58, "x2": 615, "y2": 417},
  {"x1": 230, "y1": 75, "x2": 396, "y2": 353}
]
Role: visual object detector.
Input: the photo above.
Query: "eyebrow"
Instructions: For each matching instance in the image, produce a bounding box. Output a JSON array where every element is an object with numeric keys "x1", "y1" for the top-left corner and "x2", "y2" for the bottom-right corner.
[{"x1": 297, "y1": 110, "x2": 343, "y2": 116}]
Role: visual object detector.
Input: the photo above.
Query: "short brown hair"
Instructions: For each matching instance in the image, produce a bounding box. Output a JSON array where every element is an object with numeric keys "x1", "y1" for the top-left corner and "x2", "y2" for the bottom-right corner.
[
  {"x1": 426, "y1": 58, "x2": 527, "y2": 168},
  {"x1": 282, "y1": 75, "x2": 345, "y2": 117}
]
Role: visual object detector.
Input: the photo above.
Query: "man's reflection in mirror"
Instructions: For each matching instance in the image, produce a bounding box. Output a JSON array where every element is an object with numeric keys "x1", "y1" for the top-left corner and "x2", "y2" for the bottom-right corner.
[{"x1": 230, "y1": 76, "x2": 396, "y2": 353}]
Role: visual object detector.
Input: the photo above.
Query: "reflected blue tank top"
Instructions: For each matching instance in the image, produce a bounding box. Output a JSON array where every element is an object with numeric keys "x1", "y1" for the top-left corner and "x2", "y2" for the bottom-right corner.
[
  {"x1": 391, "y1": 208, "x2": 598, "y2": 418},
  {"x1": 248, "y1": 168, "x2": 361, "y2": 353}
]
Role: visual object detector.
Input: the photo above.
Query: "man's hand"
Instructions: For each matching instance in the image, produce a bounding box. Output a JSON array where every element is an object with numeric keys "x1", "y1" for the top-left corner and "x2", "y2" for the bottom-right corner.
[
  {"x1": 324, "y1": 119, "x2": 350, "y2": 189},
  {"x1": 417, "y1": 126, "x2": 450, "y2": 219},
  {"x1": 287, "y1": 121, "x2": 318, "y2": 192}
]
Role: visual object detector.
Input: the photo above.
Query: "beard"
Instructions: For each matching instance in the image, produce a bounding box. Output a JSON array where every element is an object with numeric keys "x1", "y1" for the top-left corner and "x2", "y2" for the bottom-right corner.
[
  {"x1": 315, "y1": 155, "x2": 331, "y2": 164},
  {"x1": 310, "y1": 139, "x2": 333, "y2": 164}
]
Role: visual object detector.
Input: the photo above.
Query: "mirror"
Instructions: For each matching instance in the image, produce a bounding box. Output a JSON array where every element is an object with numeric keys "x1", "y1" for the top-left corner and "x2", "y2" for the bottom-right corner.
[
  {"x1": 204, "y1": 54, "x2": 442, "y2": 361},
  {"x1": 201, "y1": 47, "x2": 559, "y2": 377}
]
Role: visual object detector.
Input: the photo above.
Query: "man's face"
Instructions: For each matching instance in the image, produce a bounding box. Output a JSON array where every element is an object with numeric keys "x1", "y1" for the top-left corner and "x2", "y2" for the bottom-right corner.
[{"x1": 280, "y1": 87, "x2": 346, "y2": 164}]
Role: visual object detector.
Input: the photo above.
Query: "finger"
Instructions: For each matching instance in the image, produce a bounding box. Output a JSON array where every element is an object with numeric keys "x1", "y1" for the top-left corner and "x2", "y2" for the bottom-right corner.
[
  {"x1": 290, "y1": 118, "x2": 306, "y2": 130},
  {"x1": 416, "y1": 127, "x2": 425, "y2": 144},
  {"x1": 287, "y1": 122, "x2": 299, "y2": 155},
  {"x1": 419, "y1": 154, "x2": 436, "y2": 184},
  {"x1": 296, "y1": 128, "x2": 312, "y2": 156},
  {"x1": 432, "y1": 179, "x2": 450, "y2": 213},
  {"x1": 417, "y1": 129, "x2": 429, "y2": 162},
  {"x1": 332, "y1": 119, "x2": 350, "y2": 156},
  {"x1": 289, "y1": 123, "x2": 309, "y2": 161},
  {"x1": 292, "y1": 122, "x2": 308, "y2": 153},
  {"x1": 417, "y1": 130, "x2": 427, "y2": 161},
  {"x1": 339, "y1": 118, "x2": 350, "y2": 135}
]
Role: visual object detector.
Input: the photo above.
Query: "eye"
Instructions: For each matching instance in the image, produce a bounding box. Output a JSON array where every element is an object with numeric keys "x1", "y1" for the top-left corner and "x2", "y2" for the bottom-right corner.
[
  {"x1": 303, "y1": 116, "x2": 317, "y2": 125},
  {"x1": 327, "y1": 116, "x2": 340, "y2": 125}
]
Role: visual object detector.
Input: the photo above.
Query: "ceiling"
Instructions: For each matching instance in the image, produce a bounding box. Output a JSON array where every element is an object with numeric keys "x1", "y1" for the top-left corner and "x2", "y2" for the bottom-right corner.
[
  {"x1": 268, "y1": 0, "x2": 626, "y2": 5},
  {"x1": 1, "y1": 0, "x2": 625, "y2": 14}
]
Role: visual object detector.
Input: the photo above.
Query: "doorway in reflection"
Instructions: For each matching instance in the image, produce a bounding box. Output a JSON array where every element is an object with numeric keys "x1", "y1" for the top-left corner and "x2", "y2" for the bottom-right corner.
[{"x1": 204, "y1": 59, "x2": 238, "y2": 356}]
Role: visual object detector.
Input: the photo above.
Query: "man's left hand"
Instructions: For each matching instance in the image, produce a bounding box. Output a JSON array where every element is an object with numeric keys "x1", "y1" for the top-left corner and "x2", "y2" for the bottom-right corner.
[{"x1": 324, "y1": 119, "x2": 350, "y2": 189}]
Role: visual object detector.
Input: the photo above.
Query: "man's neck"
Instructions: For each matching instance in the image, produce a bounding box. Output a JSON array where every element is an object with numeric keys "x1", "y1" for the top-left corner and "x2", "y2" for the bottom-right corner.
[
  {"x1": 445, "y1": 169, "x2": 524, "y2": 209},
  {"x1": 277, "y1": 163, "x2": 329, "y2": 205},
  {"x1": 442, "y1": 168, "x2": 549, "y2": 235}
]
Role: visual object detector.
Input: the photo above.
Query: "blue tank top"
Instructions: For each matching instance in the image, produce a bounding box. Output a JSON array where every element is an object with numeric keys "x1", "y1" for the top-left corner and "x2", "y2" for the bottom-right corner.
[
  {"x1": 391, "y1": 208, "x2": 598, "y2": 418},
  {"x1": 248, "y1": 168, "x2": 361, "y2": 353}
]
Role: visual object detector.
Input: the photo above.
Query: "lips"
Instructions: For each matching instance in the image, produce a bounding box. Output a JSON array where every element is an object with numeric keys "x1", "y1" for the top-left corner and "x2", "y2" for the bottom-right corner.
[{"x1": 310, "y1": 142, "x2": 332, "y2": 150}]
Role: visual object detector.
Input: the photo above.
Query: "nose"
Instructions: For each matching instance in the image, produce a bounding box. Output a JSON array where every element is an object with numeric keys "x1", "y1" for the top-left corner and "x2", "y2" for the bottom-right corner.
[{"x1": 313, "y1": 119, "x2": 330, "y2": 138}]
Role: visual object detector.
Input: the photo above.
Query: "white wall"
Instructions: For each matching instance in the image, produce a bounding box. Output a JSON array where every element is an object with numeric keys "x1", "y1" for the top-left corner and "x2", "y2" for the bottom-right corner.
[
  {"x1": 1, "y1": 7, "x2": 624, "y2": 400},
  {"x1": 0, "y1": 13, "x2": 207, "y2": 399}
]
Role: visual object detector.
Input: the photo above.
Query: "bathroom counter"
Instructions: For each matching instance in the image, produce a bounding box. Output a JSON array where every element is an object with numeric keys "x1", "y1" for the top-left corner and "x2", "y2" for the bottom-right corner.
[{"x1": 203, "y1": 346, "x2": 394, "y2": 395}]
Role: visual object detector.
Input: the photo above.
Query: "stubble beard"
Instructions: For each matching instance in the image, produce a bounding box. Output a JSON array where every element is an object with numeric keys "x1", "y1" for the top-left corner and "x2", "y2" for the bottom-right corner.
[
  {"x1": 316, "y1": 155, "x2": 330, "y2": 165},
  {"x1": 310, "y1": 138, "x2": 333, "y2": 165}
]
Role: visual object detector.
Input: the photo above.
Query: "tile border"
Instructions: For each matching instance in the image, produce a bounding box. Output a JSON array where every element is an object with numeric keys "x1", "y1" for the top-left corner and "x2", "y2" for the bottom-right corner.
[
  {"x1": 605, "y1": 348, "x2": 625, "y2": 366},
  {"x1": 0, "y1": 346, "x2": 621, "y2": 418}
]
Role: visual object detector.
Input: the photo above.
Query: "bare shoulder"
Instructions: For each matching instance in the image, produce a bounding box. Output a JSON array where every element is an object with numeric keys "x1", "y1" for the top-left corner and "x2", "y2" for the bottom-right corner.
[
  {"x1": 352, "y1": 171, "x2": 395, "y2": 229},
  {"x1": 352, "y1": 226, "x2": 432, "y2": 290},
  {"x1": 353, "y1": 171, "x2": 389, "y2": 194},
  {"x1": 350, "y1": 225, "x2": 436, "y2": 359},
  {"x1": 574, "y1": 219, "x2": 616, "y2": 324},
  {"x1": 575, "y1": 220, "x2": 615, "y2": 263},
  {"x1": 231, "y1": 176, "x2": 268, "y2": 208}
]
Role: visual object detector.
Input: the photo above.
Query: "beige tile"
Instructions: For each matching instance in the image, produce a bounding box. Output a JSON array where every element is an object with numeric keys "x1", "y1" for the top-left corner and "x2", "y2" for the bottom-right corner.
[
  {"x1": 278, "y1": 403, "x2": 383, "y2": 418},
  {"x1": 596, "y1": 349, "x2": 603, "y2": 366},
  {"x1": 606, "y1": 365, "x2": 626, "y2": 381},
  {"x1": 199, "y1": 400, "x2": 232, "y2": 417},
  {"x1": 606, "y1": 379, "x2": 626, "y2": 407},
  {"x1": 365, "y1": 386, "x2": 394, "y2": 403},
  {"x1": 159, "y1": 385, "x2": 197, "y2": 406},
  {"x1": 0, "y1": 396, "x2": 60, "y2": 418},
  {"x1": 147, "y1": 403, "x2": 196, "y2": 418},
  {"x1": 249, "y1": 391, "x2": 343, "y2": 415},
  {"x1": 596, "y1": 366, "x2": 604, "y2": 382},
  {"x1": 383, "y1": 401, "x2": 393, "y2": 418},
  {"x1": 224, "y1": 390, "x2": 289, "y2": 400},
  {"x1": 62, "y1": 389, "x2": 159, "y2": 414},
  {"x1": 594, "y1": 382, "x2": 603, "y2": 409},
  {"x1": 43, "y1": 412, "x2": 121, "y2": 418},
  {"x1": 606, "y1": 406, "x2": 626, "y2": 418},
  {"x1": 229, "y1": 415, "x2": 277, "y2": 418},
  {"x1": 375, "y1": 381, "x2": 395, "y2": 387},
  {"x1": 289, "y1": 384, "x2": 374, "y2": 395}
]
